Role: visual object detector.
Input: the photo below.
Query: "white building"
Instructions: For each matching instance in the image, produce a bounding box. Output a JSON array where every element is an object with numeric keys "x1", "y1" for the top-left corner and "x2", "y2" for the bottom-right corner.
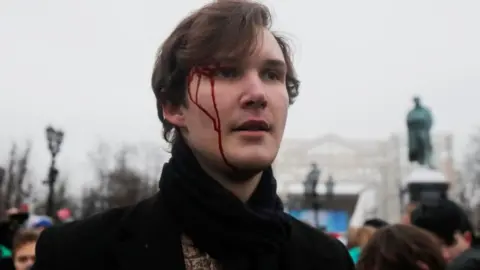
[{"x1": 274, "y1": 133, "x2": 455, "y2": 224}]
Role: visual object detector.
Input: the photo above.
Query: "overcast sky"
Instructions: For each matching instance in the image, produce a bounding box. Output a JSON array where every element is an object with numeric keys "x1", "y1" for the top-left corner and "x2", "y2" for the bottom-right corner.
[{"x1": 1, "y1": 0, "x2": 479, "y2": 192}]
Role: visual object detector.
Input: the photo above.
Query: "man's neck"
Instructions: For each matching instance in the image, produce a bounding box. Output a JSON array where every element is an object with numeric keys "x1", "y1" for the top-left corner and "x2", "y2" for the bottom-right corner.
[{"x1": 198, "y1": 161, "x2": 263, "y2": 202}]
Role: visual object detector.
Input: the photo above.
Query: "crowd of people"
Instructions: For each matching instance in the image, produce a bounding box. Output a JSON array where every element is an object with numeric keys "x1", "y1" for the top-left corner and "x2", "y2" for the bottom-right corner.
[
  {"x1": 346, "y1": 199, "x2": 480, "y2": 270},
  {"x1": 0, "y1": 207, "x2": 55, "y2": 270},
  {"x1": 1, "y1": 198, "x2": 479, "y2": 269}
]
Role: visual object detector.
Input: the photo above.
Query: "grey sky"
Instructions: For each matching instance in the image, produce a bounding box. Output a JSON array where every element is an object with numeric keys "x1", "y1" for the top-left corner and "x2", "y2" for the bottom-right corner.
[{"x1": 1, "y1": 0, "x2": 479, "y2": 191}]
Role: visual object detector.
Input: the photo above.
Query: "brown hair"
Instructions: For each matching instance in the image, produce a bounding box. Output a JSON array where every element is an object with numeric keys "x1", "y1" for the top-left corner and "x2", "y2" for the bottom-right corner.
[
  {"x1": 151, "y1": 0, "x2": 300, "y2": 146},
  {"x1": 346, "y1": 227, "x2": 359, "y2": 249},
  {"x1": 357, "y1": 224, "x2": 446, "y2": 270},
  {"x1": 356, "y1": 226, "x2": 377, "y2": 248},
  {"x1": 13, "y1": 229, "x2": 39, "y2": 253}
]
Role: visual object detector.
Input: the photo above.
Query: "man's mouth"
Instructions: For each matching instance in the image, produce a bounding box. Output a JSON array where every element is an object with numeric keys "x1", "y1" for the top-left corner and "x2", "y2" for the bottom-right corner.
[{"x1": 232, "y1": 120, "x2": 271, "y2": 132}]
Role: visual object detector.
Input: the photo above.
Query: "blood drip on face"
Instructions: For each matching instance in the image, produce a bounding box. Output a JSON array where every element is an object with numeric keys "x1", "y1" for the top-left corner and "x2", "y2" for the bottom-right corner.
[{"x1": 187, "y1": 66, "x2": 235, "y2": 169}]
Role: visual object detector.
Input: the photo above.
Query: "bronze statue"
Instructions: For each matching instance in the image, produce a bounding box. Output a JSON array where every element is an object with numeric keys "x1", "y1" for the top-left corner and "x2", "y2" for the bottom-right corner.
[
  {"x1": 406, "y1": 97, "x2": 434, "y2": 168},
  {"x1": 304, "y1": 163, "x2": 320, "y2": 195},
  {"x1": 304, "y1": 163, "x2": 321, "y2": 228}
]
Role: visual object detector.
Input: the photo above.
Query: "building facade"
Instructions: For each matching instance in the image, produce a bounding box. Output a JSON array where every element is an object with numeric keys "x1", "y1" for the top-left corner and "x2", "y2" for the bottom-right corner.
[{"x1": 274, "y1": 132, "x2": 455, "y2": 223}]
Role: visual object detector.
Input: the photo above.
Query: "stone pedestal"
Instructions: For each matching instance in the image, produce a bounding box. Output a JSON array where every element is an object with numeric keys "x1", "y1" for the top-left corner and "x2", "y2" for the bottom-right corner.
[{"x1": 402, "y1": 166, "x2": 449, "y2": 206}]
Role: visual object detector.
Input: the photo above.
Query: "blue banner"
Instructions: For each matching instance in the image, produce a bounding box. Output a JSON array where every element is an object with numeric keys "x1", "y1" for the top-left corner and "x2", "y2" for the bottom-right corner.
[{"x1": 288, "y1": 210, "x2": 349, "y2": 233}]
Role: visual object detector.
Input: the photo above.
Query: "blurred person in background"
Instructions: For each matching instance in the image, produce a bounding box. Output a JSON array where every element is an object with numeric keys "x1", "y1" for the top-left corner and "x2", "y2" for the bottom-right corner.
[
  {"x1": 411, "y1": 199, "x2": 480, "y2": 270},
  {"x1": 348, "y1": 226, "x2": 377, "y2": 264},
  {"x1": 346, "y1": 227, "x2": 359, "y2": 250},
  {"x1": 56, "y1": 208, "x2": 74, "y2": 224},
  {"x1": 402, "y1": 203, "x2": 418, "y2": 224},
  {"x1": 33, "y1": 1, "x2": 354, "y2": 270},
  {"x1": 24, "y1": 215, "x2": 53, "y2": 232},
  {"x1": 346, "y1": 227, "x2": 360, "y2": 262},
  {"x1": 12, "y1": 230, "x2": 38, "y2": 270},
  {"x1": 0, "y1": 243, "x2": 14, "y2": 270},
  {"x1": 363, "y1": 218, "x2": 389, "y2": 229},
  {"x1": 30, "y1": 218, "x2": 52, "y2": 233},
  {"x1": 0, "y1": 208, "x2": 30, "y2": 251},
  {"x1": 357, "y1": 224, "x2": 446, "y2": 270}
]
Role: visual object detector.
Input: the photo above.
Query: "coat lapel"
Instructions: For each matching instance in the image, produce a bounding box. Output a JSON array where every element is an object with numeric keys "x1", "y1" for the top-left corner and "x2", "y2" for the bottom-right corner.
[{"x1": 110, "y1": 194, "x2": 186, "y2": 270}]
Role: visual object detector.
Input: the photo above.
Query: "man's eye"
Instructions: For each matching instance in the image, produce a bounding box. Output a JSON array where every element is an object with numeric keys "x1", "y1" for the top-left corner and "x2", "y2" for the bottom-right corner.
[
  {"x1": 213, "y1": 68, "x2": 239, "y2": 79},
  {"x1": 262, "y1": 70, "x2": 282, "y2": 81}
]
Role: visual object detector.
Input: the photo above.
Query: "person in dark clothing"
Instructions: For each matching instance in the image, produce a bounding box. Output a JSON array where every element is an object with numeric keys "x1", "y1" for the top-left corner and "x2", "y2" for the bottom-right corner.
[
  {"x1": 363, "y1": 218, "x2": 389, "y2": 229},
  {"x1": 0, "y1": 210, "x2": 30, "y2": 251},
  {"x1": 32, "y1": 1, "x2": 354, "y2": 270},
  {"x1": 411, "y1": 199, "x2": 480, "y2": 270}
]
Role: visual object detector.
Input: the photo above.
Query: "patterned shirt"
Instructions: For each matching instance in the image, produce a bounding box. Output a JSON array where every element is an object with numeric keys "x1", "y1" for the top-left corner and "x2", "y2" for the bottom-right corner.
[{"x1": 182, "y1": 235, "x2": 222, "y2": 270}]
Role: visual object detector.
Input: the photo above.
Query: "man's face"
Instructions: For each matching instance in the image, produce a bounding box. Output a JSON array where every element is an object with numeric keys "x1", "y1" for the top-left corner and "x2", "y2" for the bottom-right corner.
[
  {"x1": 165, "y1": 28, "x2": 289, "y2": 173},
  {"x1": 438, "y1": 232, "x2": 471, "y2": 263}
]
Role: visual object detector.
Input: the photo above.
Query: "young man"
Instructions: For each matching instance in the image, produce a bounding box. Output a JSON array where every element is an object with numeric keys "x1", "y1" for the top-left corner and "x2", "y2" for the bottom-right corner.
[
  {"x1": 411, "y1": 199, "x2": 480, "y2": 270},
  {"x1": 33, "y1": 1, "x2": 354, "y2": 269}
]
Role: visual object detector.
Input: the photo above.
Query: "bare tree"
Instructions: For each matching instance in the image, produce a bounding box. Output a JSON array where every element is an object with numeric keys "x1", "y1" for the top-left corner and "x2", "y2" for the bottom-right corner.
[
  {"x1": 79, "y1": 187, "x2": 103, "y2": 218},
  {"x1": 14, "y1": 142, "x2": 32, "y2": 207},
  {"x1": 88, "y1": 142, "x2": 112, "y2": 211},
  {"x1": 80, "y1": 142, "x2": 164, "y2": 219},
  {"x1": 104, "y1": 145, "x2": 155, "y2": 208},
  {"x1": 33, "y1": 178, "x2": 80, "y2": 219},
  {"x1": 464, "y1": 131, "x2": 480, "y2": 199},
  {"x1": 463, "y1": 128, "x2": 480, "y2": 227},
  {"x1": 4, "y1": 143, "x2": 17, "y2": 210}
]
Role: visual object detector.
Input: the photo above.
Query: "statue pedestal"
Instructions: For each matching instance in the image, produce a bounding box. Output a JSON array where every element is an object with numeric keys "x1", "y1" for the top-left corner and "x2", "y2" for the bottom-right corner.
[{"x1": 402, "y1": 166, "x2": 449, "y2": 205}]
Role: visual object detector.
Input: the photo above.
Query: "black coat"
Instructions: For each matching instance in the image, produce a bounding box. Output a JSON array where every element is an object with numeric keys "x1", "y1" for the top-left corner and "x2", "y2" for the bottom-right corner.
[
  {"x1": 33, "y1": 194, "x2": 354, "y2": 270},
  {"x1": 447, "y1": 248, "x2": 480, "y2": 270}
]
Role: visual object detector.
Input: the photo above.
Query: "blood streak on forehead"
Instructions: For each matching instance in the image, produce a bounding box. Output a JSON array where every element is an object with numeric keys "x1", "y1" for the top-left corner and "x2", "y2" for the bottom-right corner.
[{"x1": 187, "y1": 66, "x2": 234, "y2": 169}]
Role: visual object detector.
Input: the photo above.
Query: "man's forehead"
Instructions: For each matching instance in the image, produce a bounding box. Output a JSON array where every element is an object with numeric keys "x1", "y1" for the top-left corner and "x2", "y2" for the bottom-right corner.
[
  {"x1": 199, "y1": 28, "x2": 286, "y2": 68},
  {"x1": 229, "y1": 33, "x2": 284, "y2": 69},
  {"x1": 250, "y1": 29, "x2": 285, "y2": 64}
]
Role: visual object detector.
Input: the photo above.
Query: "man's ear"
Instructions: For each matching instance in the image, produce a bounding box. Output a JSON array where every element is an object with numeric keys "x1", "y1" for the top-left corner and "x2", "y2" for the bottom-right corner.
[
  {"x1": 462, "y1": 231, "x2": 472, "y2": 245},
  {"x1": 163, "y1": 103, "x2": 186, "y2": 127}
]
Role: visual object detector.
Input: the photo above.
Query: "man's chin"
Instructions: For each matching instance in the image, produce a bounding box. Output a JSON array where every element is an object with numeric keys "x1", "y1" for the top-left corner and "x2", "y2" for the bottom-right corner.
[
  {"x1": 203, "y1": 154, "x2": 274, "y2": 183},
  {"x1": 227, "y1": 156, "x2": 273, "y2": 173}
]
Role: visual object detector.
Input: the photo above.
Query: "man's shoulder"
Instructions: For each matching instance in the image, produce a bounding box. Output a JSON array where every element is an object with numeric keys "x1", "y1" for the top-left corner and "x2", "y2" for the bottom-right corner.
[
  {"x1": 42, "y1": 195, "x2": 158, "y2": 245},
  {"x1": 34, "y1": 197, "x2": 159, "y2": 269},
  {"x1": 38, "y1": 205, "x2": 129, "y2": 252},
  {"x1": 288, "y1": 216, "x2": 354, "y2": 269}
]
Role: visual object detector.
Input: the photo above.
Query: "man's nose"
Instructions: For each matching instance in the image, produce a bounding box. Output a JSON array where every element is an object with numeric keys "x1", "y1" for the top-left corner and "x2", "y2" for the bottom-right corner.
[{"x1": 239, "y1": 72, "x2": 267, "y2": 109}]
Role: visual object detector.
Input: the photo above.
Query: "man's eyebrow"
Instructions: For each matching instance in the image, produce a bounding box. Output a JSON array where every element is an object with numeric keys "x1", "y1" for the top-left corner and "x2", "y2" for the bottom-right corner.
[{"x1": 263, "y1": 59, "x2": 287, "y2": 69}]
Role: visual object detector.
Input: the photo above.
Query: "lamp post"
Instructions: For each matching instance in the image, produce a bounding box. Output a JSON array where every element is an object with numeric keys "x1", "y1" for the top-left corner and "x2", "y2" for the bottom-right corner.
[
  {"x1": 44, "y1": 125, "x2": 64, "y2": 218},
  {"x1": 304, "y1": 163, "x2": 321, "y2": 228},
  {"x1": 325, "y1": 175, "x2": 335, "y2": 207}
]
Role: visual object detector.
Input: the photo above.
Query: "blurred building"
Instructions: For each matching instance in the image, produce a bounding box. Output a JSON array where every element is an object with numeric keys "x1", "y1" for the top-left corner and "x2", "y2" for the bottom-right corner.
[{"x1": 274, "y1": 132, "x2": 455, "y2": 224}]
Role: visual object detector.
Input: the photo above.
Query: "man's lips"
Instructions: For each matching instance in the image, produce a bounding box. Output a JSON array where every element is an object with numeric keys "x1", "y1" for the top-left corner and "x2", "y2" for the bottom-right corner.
[{"x1": 232, "y1": 119, "x2": 271, "y2": 132}]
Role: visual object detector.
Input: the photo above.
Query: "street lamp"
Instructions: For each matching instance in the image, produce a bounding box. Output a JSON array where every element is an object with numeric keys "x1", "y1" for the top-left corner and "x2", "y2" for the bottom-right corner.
[
  {"x1": 304, "y1": 163, "x2": 321, "y2": 228},
  {"x1": 325, "y1": 175, "x2": 335, "y2": 203},
  {"x1": 44, "y1": 125, "x2": 64, "y2": 218}
]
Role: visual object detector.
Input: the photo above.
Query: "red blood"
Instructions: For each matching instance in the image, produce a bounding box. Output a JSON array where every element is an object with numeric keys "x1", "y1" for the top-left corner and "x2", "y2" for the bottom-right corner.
[{"x1": 187, "y1": 67, "x2": 234, "y2": 169}]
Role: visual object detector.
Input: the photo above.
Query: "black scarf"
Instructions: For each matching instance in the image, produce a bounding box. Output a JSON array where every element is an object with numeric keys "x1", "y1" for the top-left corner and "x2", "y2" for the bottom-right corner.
[{"x1": 158, "y1": 140, "x2": 291, "y2": 269}]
